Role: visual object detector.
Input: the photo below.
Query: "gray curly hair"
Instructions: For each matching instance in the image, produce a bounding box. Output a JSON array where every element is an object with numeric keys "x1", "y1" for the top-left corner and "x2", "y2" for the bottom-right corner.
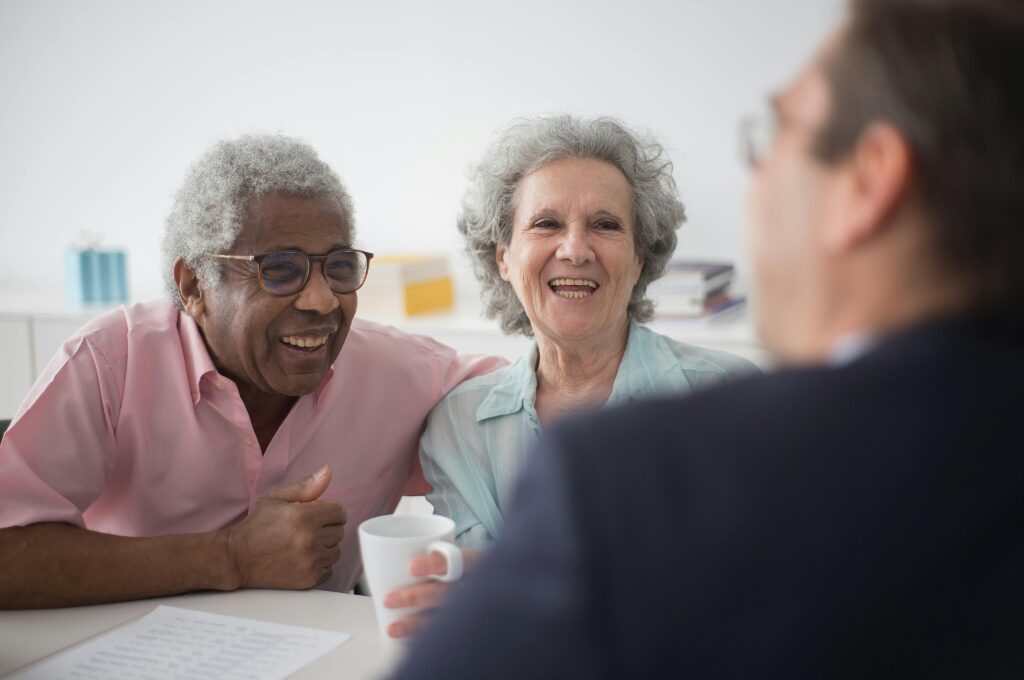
[
  {"x1": 459, "y1": 115, "x2": 686, "y2": 336},
  {"x1": 161, "y1": 133, "x2": 354, "y2": 307}
]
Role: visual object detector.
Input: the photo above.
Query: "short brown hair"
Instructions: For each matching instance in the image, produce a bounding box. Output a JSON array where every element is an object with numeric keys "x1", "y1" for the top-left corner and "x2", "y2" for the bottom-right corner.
[{"x1": 816, "y1": 0, "x2": 1024, "y2": 327}]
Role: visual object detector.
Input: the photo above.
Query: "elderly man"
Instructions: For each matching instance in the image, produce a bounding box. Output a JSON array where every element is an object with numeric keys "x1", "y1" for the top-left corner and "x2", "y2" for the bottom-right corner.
[
  {"x1": 0, "y1": 134, "x2": 501, "y2": 608},
  {"x1": 394, "y1": 0, "x2": 1024, "y2": 677}
]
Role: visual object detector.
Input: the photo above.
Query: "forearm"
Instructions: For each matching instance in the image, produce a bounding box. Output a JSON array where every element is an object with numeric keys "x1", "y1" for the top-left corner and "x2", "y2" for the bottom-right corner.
[{"x1": 0, "y1": 522, "x2": 238, "y2": 609}]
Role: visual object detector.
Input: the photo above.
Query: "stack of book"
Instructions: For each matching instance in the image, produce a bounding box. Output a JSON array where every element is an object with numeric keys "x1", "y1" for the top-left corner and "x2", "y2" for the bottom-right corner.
[
  {"x1": 357, "y1": 253, "x2": 454, "y2": 319},
  {"x1": 649, "y1": 260, "x2": 745, "y2": 319}
]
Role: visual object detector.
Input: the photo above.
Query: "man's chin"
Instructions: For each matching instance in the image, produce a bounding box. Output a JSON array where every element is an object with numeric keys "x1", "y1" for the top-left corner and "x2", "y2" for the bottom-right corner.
[
  {"x1": 269, "y1": 370, "x2": 331, "y2": 397},
  {"x1": 266, "y1": 336, "x2": 345, "y2": 396},
  {"x1": 299, "y1": 378, "x2": 331, "y2": 396}
]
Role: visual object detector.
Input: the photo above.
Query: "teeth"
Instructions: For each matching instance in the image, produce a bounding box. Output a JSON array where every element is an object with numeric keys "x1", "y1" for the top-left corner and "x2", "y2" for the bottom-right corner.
[
  {"x1": 552, "y1": 288, "x2": 593, "y2": 299},
  {"x1": 550, "y1": 278, "x2": 598, "y2": 288},
  {"x1": 281, "y1": 335, "x2": 328, "y2": 349},
  {"x1": 550, "y1": 278, "x2": 598, "y2": 299}
]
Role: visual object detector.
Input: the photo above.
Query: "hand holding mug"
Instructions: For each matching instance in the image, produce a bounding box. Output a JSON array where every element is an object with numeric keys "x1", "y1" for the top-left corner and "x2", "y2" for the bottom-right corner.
[
  {"x1": 359, "y1": 514, "x2": 466, "y2": 640},
  {"x1": 383, "y1": 548, "x2": 481, "y2": 638}
]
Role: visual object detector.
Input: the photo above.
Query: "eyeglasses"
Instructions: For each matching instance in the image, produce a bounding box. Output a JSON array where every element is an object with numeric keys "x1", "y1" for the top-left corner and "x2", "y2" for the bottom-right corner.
[
  {"x1": 740, "y1": 101, "x2": 825, "y2": 169},
  {"x1": 738, "y1": 112, "x2": 776, "y2": 169},
  {"x1": 211, "y1": 248, "x2": 374, "y2": 296}
]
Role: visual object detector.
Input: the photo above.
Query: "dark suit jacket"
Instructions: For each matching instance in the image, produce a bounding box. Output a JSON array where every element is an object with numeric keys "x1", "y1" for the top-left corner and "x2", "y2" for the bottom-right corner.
[{"x1": 394, "y1": 317, "x2": 1024, "y2": 679}]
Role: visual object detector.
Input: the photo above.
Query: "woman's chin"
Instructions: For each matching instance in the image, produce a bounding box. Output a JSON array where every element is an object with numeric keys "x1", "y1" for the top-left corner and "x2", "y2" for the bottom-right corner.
[{"x1": 534, "y1": 319, "x2": 612, "y2": 345}]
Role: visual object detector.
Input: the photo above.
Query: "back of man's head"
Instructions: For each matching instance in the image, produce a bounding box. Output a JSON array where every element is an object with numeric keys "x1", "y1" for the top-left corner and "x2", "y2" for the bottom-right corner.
[{"x1": 816, "y1": 0, "x2": 1023, "y2": 329}]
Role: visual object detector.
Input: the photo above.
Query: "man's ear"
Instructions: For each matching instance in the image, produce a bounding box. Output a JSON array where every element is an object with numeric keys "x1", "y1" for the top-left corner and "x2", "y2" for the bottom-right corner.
[
  {"x1": 824, "y1": 121, "x2": 914, "y2": 253},
  {"x1": 173, "y1": 258, "x2": 205, "y2": 318}
]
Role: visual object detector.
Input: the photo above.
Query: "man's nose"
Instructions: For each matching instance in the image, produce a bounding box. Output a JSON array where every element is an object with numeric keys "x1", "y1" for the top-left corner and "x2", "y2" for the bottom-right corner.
[
  {"x1": 556, "y1": 224, "x2": 595, "y2": 266},
  {"x1": 294, "y1": 263, "x2": 340, "y2": 314}
]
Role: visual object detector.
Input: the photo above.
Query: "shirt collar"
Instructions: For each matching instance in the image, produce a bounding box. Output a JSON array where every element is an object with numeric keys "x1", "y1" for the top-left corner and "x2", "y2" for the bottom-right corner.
[
  {"x1": 311, "y1": 365, "x2": 337, "y2": 402},
  {"x1": 475, "y1": 342, "x2": 539, "y2": 422},
  {"x1": 474, "y1": 320, "x2": 678, "y2": 422},
  {"x1": 176, "y1": 309, "x2": 336, "y2": 406},
  {"x1": 178, "y1": 311, "x2": 219, "y2": 406},
  {"x1": 828, "y1": 331, "x2": 879, "y2": 367},
  {"x1": 607, "y1": 320, "x2": 690, "y2": 402}
]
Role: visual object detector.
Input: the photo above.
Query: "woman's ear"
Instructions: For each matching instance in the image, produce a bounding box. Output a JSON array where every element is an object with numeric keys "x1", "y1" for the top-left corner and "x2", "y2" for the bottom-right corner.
[
  {"x1": 495, "y1": 244, "x2": 511, "y2": 282},
  {"x1": 173, "y1": 258, "x2": 205, "y2": 318}
]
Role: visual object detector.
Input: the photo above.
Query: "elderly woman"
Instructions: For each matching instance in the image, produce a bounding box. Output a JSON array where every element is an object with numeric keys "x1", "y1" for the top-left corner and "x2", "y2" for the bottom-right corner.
[
  {"x1": 382, "y1": 116, "x2": 757, "y2": 637},
  {"x1": 420, "y1": 115, "x2": 758, "y2": 549},
  {"x1": 421, "y1": 116, "x2": 760, "y2": 547}
]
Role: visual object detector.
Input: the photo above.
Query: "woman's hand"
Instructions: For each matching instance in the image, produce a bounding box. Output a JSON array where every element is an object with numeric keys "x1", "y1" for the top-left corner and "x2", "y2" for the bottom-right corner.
[{"x1": 383, "y1": 548, "x2": 481, "y2": 638}]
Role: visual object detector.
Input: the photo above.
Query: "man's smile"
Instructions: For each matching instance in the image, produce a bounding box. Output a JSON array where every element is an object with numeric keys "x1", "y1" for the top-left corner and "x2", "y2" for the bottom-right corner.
[{"x1": 280, "y1": 334, "x2": 329, "y2": 350}]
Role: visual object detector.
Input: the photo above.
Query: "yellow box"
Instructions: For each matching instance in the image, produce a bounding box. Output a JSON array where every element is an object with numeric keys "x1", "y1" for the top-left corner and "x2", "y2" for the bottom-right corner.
[
  {"x1": 403, "y1": 277, "x2": 454, "y2": 315},
  {"x1": 359, "y1": 253, "x2": 455, "y2": 319}
]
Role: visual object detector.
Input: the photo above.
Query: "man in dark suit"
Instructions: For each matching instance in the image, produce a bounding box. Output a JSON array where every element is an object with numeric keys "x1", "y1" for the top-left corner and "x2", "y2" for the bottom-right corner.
[{"x1": 394, "y1": 0, "x2": 1024, "y2": 677}]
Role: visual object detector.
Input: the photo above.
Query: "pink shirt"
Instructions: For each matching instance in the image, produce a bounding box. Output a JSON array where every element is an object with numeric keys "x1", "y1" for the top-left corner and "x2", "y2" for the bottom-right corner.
[{"x1": 0, "y1": 299, "x2": 503, "y2": 592}]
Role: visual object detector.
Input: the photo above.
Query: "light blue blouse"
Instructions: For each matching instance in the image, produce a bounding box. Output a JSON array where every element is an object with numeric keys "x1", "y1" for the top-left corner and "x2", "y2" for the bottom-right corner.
[{"x1": 420, "y1": 320, "x2": 759, "y2": 548}]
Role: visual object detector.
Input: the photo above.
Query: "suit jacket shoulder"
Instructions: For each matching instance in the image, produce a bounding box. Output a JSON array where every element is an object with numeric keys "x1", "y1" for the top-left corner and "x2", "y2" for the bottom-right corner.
[{"x1": 548, "y1": 317, "x2": 1024, "y2": 677}]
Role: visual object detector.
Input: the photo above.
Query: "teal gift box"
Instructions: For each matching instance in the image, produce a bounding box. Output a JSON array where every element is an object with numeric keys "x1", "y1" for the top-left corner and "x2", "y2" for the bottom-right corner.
[{"x1": 66, "y1": 249, "x2": 128, "y2": 302}]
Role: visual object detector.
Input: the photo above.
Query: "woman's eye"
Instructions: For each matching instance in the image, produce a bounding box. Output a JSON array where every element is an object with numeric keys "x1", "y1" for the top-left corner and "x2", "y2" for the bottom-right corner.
[
  {"x1": 533, "y1": 219, "x2": 559, "y2": 230},
  {"x1": 596, "y1": 220, "x2": 621, "y2": 231}
]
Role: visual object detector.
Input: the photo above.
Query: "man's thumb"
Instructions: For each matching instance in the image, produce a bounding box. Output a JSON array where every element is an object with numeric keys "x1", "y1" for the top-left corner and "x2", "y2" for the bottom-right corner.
[{"x1": 267, "y1": 465, "x2": 331, "y2": 503}]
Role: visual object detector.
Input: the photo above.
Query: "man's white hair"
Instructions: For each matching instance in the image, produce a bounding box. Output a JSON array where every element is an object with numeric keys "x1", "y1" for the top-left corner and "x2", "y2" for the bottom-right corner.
[{"x1": 161, "y1": 133, "x2": 353, "y2": 307}]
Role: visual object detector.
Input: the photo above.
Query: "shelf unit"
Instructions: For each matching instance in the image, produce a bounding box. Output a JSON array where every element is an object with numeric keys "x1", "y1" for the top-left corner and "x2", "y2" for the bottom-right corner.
[{"x1": 0, "y1": 289, "x2": 769, "y2": 419}]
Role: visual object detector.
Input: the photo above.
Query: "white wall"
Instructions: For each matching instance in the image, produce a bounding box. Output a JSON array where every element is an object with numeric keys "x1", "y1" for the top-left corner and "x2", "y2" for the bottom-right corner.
[{"x1": 0, "y1": 0, "x2": 844, "y2": 302}]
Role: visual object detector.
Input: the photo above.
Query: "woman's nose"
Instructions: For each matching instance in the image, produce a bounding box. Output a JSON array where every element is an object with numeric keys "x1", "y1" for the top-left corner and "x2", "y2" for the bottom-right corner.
[{"x1": 555, "y1": 225, "x2": 595, "y2": 265}]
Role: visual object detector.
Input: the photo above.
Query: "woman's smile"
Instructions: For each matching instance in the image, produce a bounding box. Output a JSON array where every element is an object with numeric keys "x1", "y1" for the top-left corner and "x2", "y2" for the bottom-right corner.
[{"x1": 549, "y1": 278, "x2": 600, "y2": 299}]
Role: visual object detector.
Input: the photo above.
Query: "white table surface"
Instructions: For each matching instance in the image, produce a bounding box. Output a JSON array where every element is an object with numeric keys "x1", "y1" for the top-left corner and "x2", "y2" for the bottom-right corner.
[{"x1": 0, "y1": 589, "x2": 405, "y2": 679}]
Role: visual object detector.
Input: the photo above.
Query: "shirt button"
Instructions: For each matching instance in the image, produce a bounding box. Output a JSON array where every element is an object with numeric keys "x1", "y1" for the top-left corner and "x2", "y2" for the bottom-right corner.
[{"x1": 245, "y1": 437, "x2": 256, "y2": 446}]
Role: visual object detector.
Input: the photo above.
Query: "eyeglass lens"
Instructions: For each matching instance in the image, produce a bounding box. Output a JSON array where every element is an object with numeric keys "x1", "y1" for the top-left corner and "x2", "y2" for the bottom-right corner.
[
  {"x1": 740, "y1": 114, "x2": 776, "y2": 169},
  {"x1": 259, "y1": 250, "x2": 369, "y2": 296}
]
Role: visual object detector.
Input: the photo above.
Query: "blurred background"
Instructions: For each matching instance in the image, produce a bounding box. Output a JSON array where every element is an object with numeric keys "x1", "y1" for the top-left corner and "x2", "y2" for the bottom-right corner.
[{"x1": 0, "y1": 0, "x2": 844, "y2": 301}]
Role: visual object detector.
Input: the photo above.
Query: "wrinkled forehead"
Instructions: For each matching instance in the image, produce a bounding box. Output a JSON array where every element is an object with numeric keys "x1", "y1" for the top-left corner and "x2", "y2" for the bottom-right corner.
[
  {"x1": 238, "y1": 192, "x2": 352, "y2": 251},
  {"x1": 512, "y1": 157, "x2": 634, "y2": 212}
]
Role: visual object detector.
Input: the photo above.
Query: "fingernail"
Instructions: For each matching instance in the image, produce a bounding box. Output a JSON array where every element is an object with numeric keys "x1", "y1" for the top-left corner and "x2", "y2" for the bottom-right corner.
[
  {"x1": 389, "y1": 622, "x2": 406, "y2": 638},
  {"x1": 384, "y1": 593, "x2": 400, "y2": 608},
  {"x1": 313, "y1": 465, "x2": 327, "y2": 480}
]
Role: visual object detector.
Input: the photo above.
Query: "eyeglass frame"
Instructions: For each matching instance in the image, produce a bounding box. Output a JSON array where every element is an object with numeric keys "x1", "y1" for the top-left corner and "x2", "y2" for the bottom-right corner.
[
  {"x1": 739, "y1": 96, "x2": 825, "y2": 169},
  {"x1": 738, "y1": 113, "x2": 776, "y2": 169},
  {"x1": 209, "y1": 248, "x2": 375, "y2": 296}
]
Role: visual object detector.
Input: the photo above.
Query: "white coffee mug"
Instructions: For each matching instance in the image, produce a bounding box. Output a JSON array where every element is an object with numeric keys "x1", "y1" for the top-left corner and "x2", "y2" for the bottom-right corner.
[{"x1": 358, "y1": 514, "x2": 463, "y2": 639}]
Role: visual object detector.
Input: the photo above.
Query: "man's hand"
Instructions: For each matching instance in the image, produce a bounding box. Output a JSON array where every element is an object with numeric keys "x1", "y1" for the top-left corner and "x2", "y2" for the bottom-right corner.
[
  {"x1": 383, "y1": 548, "x2": 481, "y2": 638},
  {"x1": 225, "y1": 465, "x2": 347, "y2": 590}
]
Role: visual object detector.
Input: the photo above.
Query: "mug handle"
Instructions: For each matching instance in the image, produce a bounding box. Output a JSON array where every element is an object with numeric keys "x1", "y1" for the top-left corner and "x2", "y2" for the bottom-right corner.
[{"x1": 426, "y1": 540, "x2": 464, "y2": 582}]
